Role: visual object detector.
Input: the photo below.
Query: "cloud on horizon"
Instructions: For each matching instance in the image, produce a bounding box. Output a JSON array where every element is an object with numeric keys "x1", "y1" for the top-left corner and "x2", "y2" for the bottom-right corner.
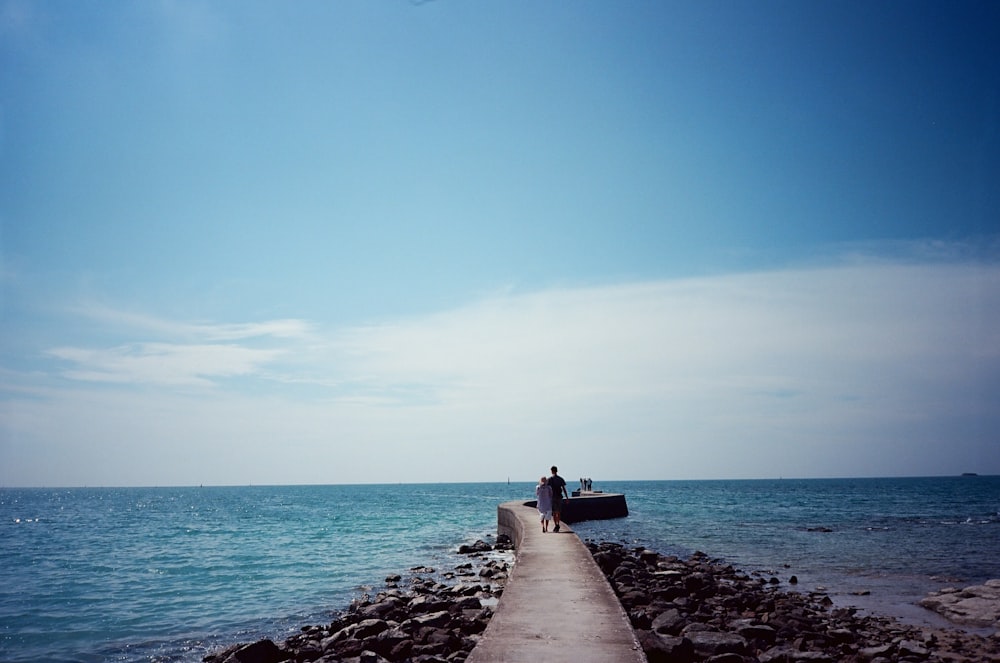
[{"x1": 2, "y1": 256, "x2": 998, "y2": 486}]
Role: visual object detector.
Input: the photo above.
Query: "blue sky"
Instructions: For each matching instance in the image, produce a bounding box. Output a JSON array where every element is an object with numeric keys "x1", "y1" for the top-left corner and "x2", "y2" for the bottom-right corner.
[{"x1": 2, "y1": 1, "x2": 998, "y2": 487}]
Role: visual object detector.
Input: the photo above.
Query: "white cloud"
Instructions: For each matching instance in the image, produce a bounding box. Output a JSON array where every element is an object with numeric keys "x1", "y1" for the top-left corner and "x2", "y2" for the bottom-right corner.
[
  {"x1": 2, "y1": 258, "x2": 999, "y2": 486},
  {"x1": 72, "y1": 304, "x2": 314, "y2": 341},
  {"x1": 42, "y1": 307, "x2": 312, "y2": 387},
  {"x1": 326, "y1": 261, "x2": 999, "y2": 415},
  {"x1": 46, "y1": 343, "x2": 285, "y2": 386}
]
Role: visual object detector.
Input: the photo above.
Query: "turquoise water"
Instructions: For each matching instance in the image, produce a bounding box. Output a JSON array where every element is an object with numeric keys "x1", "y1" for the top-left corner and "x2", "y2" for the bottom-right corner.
[
  {"x1": 571, "y1": 476, "x2": 1000, "y2": 626},
  {"x1": 2, "y1": 477, "x2": 998, "y2": 662}
]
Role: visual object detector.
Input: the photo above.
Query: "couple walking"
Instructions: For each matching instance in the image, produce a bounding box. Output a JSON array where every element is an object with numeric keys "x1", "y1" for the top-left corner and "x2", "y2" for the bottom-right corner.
[{"x1": 535, "y1": 466, "x2": 569, "y2": 532}]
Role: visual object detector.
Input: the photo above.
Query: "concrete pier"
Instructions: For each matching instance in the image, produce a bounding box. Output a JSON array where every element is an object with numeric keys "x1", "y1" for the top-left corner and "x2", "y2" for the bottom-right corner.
[
  {"x1": 561, "y1": 491, "x2": 629, "y2": 523},
  {"x1": 467, "y1": 496, "x2": 646, "y2": 663}
]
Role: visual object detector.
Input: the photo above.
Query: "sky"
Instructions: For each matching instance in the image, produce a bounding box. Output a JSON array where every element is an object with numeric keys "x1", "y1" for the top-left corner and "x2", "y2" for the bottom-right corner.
[{"x1": 1, "y1": 1, "x2": 998, "y2": 487}]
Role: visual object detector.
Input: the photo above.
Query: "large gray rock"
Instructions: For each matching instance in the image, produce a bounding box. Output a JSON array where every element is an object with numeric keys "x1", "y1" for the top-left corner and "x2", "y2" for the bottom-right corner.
[
  {"x1": 635, "y1": 630, "x2": 695, "y2": 663},
  {"x1": 651, "y1": 607, "x2": 685, "y2": 635},
  {"x1": 737, "y1": 623, "x2": 777, "y2": 645},
  {"x1": 686, "y1": 630, "x2": 747, "y2": 657},
  {"x1": 919, "y1": 579, "x2": 1000, "y2": 627}
]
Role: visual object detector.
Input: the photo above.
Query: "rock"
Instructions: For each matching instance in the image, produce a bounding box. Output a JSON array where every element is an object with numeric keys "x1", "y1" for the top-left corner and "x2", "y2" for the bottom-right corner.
[
  {"x1": 343, "y1": 618, "x2": 390, "y2": 641},
  {"x1": 685, "y1": 571, "x2": 716, "y2": 593},
  {"x1": 737, "y1": 623, "x2": 777, "y2": 645},
  {"x1": 358, "y1": 596, "x2": 404, "y2": 620},
  {"x1": 208, "y1": 540, "x2": 1000, "y2": 663},
  {"x1": 919, "y1": 579, "x2": 1000, "y2": 628},
  {"x1": 825, "y1": 627, "x2": 855, "y2": 643},
  {"x1": 457, "y1": 540, "x2": 492, "y2": 554},
  {"x1": 586, "y1": 543, "x2": 1000, "y2": 663},
  {"x1": 619, "y1": 589, "x2": 649, "y2": 606},
  {"x1": 408, "y1": 594, "x2": 451, "y2": 614},
  {"x1": 705, "y1": 654, "x2": 746, "y2": 663},
  {"x1": 758, "y1": 646, "x2": 833, "y2": 662},
  {"x1": 859, "y1": 642, "x2": 894, "y2": 659},
  {"x1": 593, "y1": 549, "x2": 624, "y2": 575},
  {"x1": 221, "y1": 639, "x2": 287, "y2": 663},
  {"x1": 635, "y1": 630, "x2": 695, "y2": 662},
  {"x1": 205, "y1": 542, "x2": 513, "y2": 663},
  {"x1": 447, "y1": 581, "x2": 484, "y2": 596},
  {"x1": 451, "y1": 595, "x2": 483, "y2": 611},
  {"x1": 686, "y1": 630, "x2": 747, "y2": 657},
  {"x1": 313, "y1": 655, "x2": 343, "y2": 663},
  {"x1": 897, "y1": 638, "x2": 930, "y2": 657},
  {"x1": 651, "y1": 608, "x2": 686, "y2": 635},
  {"x1": 410, "y1": 610, "x2": 452, "y2": 629},
  {"x1": 368, "y1": 626, "x2": 409, "y2": 658}
]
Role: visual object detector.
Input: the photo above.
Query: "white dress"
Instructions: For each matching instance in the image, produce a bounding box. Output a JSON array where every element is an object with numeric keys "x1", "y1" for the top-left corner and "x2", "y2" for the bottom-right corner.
[{"x1": 536, "y1": 484, "x2": 553, "y2": 519}]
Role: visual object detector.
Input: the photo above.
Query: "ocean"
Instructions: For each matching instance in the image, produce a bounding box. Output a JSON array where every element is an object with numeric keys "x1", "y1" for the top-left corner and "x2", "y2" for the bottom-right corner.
[{"x1": 2, "y1": 477, "x2": 998, "y2": 662}]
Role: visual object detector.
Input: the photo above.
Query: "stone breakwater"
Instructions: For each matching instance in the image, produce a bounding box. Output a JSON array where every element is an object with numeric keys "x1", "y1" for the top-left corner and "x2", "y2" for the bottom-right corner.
[
  {"x1": 588, "y1": 541, "x2": 1000, "y2": 663},
  {"x1": 203, "y1": 538, "x2": 512, "y2": 663},
  {"x1": 204, "y1": 538, "x2": 1000, "y2": 663}
]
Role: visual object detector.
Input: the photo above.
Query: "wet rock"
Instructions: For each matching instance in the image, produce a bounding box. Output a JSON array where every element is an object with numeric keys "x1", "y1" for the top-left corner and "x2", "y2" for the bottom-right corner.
[
  {"x1": 897, "y1": 638, "x2": 929, "y2": 657},
  {"x1": 919, "y1": 579, "x2": 1000, "y2": 628},
  {"x1": 859, "y1": 642, "x2": 893, "y2": 659},
  {"x1": 686, "y1": 630, "x2": 747, "y2": 657},
  {"x1": 358, "y1": 597, "x2": 405, "y2": 620},
  {"x1": 584, "y1": 541, "x2": 1000, "y2": 663},
  {"x1": 409, "y1": 566, "x2": 435, "y2": 574},
  {"x1": 635, "y1": 630, "x2": 695, "y2": 662},
  {"x1": 705, "y1": 654, "x2": 745, "y2": 663},
  {"x1": 651, "y1": 607, "x2": 685, "y2": 635},
  {"x1": 758, "y1": 645, "x2": 833, "y2": 662},
  {"x1": 408, "y1": 594, "x2": 451, "y2": 614},
  {"x1": 457, "y1": 540, "x2": 492, "y2": 554},
  {"x1": 737, "y1": 622, "x2": 776, "y2": 645},
  {"x1": 209, "y1": 537, "x2": 1000, "y2": 663},
  {"x1": 410, "y1": 610, "x2": 453, "y2": 629},
  {"x1": 217, "y1": 639, "x2": 286, "y2": 663},
  {"x1": 206, "y1": 541, "x2": 511, "y2": 663}
]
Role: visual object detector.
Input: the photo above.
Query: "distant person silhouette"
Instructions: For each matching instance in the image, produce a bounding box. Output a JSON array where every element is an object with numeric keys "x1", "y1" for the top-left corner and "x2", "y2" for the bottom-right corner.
[
  {"x1": 548, "y1": 466, "x2": 569, "y2": 532},
  {"x1": 535, "y1": 476, "x2": 553, "y2": 532}
]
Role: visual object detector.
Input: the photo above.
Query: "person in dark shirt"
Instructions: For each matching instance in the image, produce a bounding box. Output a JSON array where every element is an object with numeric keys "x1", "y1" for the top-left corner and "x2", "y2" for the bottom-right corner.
[{"x1": 548, "y1": 465, "x2": 569, "y2": 532}]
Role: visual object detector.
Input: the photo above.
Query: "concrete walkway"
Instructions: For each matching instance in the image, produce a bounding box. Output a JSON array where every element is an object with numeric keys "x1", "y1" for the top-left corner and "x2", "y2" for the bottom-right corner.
[{"x1": 467, "y1": 500, "x2": 646, "y2": 663}]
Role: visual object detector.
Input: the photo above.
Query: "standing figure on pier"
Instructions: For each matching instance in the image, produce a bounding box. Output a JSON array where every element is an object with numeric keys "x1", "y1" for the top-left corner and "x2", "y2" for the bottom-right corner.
[
  {"x1": 535, "y1": 477, "x2": 553, "y2": 532},
  {"x1": 548, "y1": 466, "x2": 569, "y2": 532}
]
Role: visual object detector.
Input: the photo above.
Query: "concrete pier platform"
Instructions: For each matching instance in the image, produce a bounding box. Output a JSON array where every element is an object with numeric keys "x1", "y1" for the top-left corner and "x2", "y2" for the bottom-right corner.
[
  {"x1": 561, "y1": 491, "x2": 629, "y2": 523},
  {"x1": 466, "y1": 498, "x2": 646, "y2": 663}
]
